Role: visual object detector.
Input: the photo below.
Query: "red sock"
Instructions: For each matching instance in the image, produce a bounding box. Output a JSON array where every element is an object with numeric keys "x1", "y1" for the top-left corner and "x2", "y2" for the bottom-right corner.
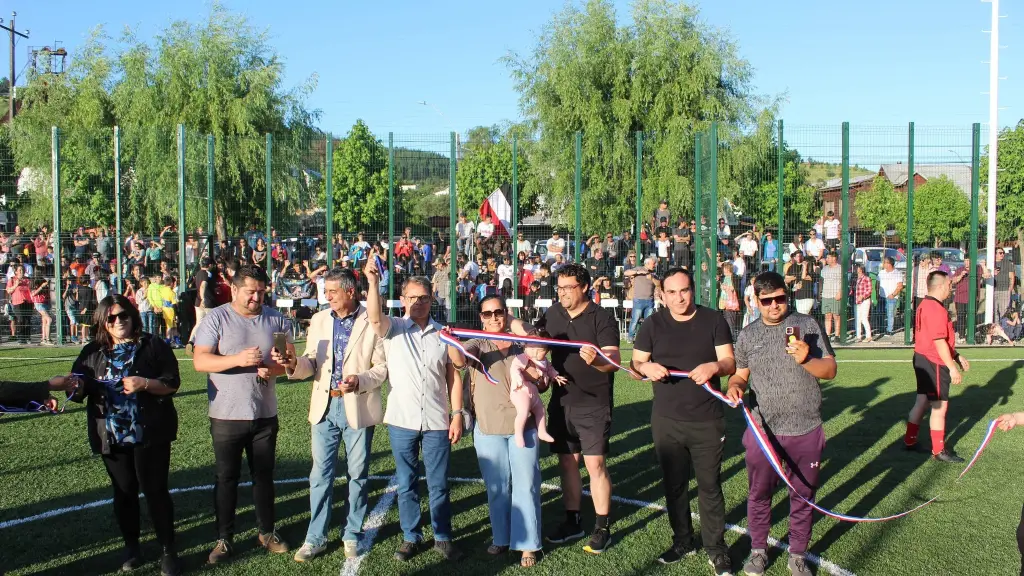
[
  {"x1": 904, "y1": 422, "x2": 920, "y2": 446},
  {"x1": 930, "y1": 429, "x2": 945, "y2": 455}
]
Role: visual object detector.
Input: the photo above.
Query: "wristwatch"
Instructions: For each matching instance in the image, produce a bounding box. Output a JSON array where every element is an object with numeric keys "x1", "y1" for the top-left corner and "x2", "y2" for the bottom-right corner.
[{"x1": 451, "y1": 409, "x2": 470, "y2": 419}]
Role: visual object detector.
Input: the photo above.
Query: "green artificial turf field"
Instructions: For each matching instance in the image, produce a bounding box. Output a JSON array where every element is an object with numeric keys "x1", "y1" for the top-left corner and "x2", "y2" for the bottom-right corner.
[{"x1": 1, "y1": 345, "x2": 1023, "y2": 575}]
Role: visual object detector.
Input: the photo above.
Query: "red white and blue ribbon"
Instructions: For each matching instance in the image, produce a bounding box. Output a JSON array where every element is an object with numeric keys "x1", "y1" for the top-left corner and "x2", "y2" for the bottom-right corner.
[
  {"x1": 440, "y1": 327, "x2": 1000, "y2": 523},
  {"x1": 0, "y1": 379, "x2": 81, "y2": 416}
]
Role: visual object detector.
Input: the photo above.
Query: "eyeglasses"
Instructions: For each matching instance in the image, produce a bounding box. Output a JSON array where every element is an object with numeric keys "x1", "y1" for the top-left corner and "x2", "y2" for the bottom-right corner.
[
  {"x1": 403, "y1": 295, "x2": 431, "y2": 304},
  {"x1": 479, "y1": 309, "x2": 506, "y2": 319},
  {"x1": 758, "y1": 295, "x2": 787, "y2": 307},
  {"x1": 106, "y1": 311, "x2": 133, "y2": 324},
  {"x1": 556, "y1": 284, "x2": 581, "y2": 293}
]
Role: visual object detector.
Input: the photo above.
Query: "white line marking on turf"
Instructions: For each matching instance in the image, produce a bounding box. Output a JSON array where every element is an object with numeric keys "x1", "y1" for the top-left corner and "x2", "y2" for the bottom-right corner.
[
  {"x1": 341, "y1": 476, "x2": 397, "y2": 576},
  {"x1": 1, "y1": 475, "x2": 855, "y2": 575}
]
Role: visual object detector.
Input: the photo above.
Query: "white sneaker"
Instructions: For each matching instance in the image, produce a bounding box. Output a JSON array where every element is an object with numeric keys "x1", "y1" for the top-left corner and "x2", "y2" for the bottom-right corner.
[
  {"x1": 344, "y1": 540, "x2": 359, "y2": 559},
  {"x1": 293, "y1": 542, "x2": 326, "y2": 563}
]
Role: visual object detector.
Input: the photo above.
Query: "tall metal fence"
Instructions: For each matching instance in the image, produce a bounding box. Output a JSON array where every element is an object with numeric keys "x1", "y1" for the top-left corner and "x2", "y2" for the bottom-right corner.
[{"x1": 0, "y1": 122, "x2": 1015, "y2": 347}]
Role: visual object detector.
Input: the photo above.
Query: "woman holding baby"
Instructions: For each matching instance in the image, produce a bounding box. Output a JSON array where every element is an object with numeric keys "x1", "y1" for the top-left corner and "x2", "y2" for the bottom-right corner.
[{"x1": 445, "y1": 294, "x2": 548, "y2": 567}]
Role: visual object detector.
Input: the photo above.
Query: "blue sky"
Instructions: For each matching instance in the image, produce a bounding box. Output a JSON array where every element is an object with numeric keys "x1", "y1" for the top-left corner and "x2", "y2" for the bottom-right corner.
[{"x1": 12, "y1": 0, "x2": 1021, "y2": 149}]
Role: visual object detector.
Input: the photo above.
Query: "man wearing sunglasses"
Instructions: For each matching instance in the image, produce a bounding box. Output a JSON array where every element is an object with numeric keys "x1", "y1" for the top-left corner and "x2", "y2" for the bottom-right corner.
[
  {"x1": 726, "y1": 272, "x2": 837, "y2": 576},
  {"x1": 363, "y1": 253, "x2": 465, "y2": 563},
  {"x1": 537, "y1": 263, "x2": 620, "y2": 555}
]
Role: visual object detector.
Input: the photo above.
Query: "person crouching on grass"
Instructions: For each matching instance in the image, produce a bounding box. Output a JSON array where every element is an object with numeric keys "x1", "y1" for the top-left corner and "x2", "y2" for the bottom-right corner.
[{"x1": 726, "y1": 271, "x2": 837, "y2": 576}]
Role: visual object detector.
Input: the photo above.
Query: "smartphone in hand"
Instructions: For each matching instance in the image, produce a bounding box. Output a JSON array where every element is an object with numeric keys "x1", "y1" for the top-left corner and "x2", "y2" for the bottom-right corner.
[
  {"x1": 273, "y1": 331, "x2": 288, "y2": 354},
  {"x1": 785, "y1": 326, "x2": 801, "y2": 348}
]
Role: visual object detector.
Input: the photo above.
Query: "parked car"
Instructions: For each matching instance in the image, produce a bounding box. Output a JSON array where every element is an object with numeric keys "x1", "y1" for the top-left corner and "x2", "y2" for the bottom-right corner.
[
  {"x1": 912, "y1": 247, "x2": 965, "y2": 274},
  {"x1": 853, "y1": 247, "x2": 907, "y2": 276}
]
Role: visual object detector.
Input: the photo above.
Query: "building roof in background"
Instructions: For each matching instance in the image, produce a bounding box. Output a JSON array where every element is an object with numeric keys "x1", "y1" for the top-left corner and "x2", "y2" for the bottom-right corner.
[
  {"x1": 819, "y1": 174, "x2": 877, "y2": 192},
  {"x1": 878, "y1": 163, "x2": 972, "y2": 195}
]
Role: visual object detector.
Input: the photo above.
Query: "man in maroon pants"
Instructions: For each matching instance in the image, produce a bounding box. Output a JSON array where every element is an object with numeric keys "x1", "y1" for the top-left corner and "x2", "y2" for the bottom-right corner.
[{"x1": 726, "y1": 272, "x2": 837, "y2": 576}]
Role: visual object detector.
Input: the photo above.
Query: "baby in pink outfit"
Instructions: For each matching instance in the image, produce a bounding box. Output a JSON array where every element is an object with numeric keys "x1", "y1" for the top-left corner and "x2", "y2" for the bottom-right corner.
[{"x1": 509, "y1": 340, "x2": 563, "y2": 448}]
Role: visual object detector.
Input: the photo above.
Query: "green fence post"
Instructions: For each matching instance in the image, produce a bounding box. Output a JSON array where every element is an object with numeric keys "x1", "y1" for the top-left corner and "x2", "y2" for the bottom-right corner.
[
  {"x1": 449, "y1": 132, "x2": 458, "y2": 323},
  {"x1": 207, "y1": 135, "x2": 215, "y2": 235},
  {"x1": 51, "y1": 127, "x2": 63, "y2": 345},
  {"x1": 903, "y1": 122, "x2": 916, "y2": 345},
  {"x1": 709, "y1": 122, "x2": 719, "y2": 310},
  {"x1": 839, "y1": 122, "x2": 851, "y2": 345},
  {"x1": 177, "y1": 125, "x2": 186, "y2": 291},
  {"x1": 693, "y1": 133, "x2": 704, "y2": 306},
  {"x1": 114, "y1": 126, "x2": 123, "y2": 294},
  {"x1": 512, "y1": 134, "x2": 519, "y2": 299},
  {"x1": 777, "y1": 120, "x2": 785, "y2": 243},
  {"x1": 265, "y1": 132, "x2": 273, "y2": 252},
  {"x1": 325, "y1": 135, "x2": 334, "y2": 268},
  {"x1": 968, "y1": 123, "x2": 981, "y2": 344},
  {"x1": 388, "y1": 132, "x2": 395, "y2": 303},
  {"x1": 574, "y1": 131, "x2": 582, "y2": 260},
  {"x1": 635, "y1": 131, "x2": 643, "y2": 256}
]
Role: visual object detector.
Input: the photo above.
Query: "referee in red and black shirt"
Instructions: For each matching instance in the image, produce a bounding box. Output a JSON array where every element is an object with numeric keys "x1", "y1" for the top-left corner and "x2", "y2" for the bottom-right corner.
[{"x1": 904, "y1": 270, "x2": 971, "y2": 462}]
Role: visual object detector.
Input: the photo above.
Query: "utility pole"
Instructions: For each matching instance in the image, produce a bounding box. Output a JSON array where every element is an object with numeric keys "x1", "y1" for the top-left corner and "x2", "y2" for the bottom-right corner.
[
  {"x1": 0, "y1": 12, "x2": 30, "y2": 124},
  {"x1": 983, "y1": 0, "x2": 1002, "y2": 323}
]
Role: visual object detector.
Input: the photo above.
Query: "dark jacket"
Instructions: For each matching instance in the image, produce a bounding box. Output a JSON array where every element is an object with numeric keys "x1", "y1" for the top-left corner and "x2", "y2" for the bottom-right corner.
[
  {"x1": 0, "y1": 380, "x2": 50, "y2": 406},
  {"x1": 70, "y1": 334, "x2": 180, "y2": 454}
]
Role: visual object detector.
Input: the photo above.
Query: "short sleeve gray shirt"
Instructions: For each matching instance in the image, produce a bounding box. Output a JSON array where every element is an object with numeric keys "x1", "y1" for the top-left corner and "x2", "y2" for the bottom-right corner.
[
  {"x1": 734, "y1": 312, "x2": 834, "y2": 436},
  {"x1": 194, "y1": 304, "x2": 293, "y2": 420}
]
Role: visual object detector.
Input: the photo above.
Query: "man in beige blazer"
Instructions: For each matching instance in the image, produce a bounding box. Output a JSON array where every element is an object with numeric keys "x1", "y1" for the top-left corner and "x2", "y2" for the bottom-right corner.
[{"x1": 272, "y1": 268, "x2": 387, "y2": 562}]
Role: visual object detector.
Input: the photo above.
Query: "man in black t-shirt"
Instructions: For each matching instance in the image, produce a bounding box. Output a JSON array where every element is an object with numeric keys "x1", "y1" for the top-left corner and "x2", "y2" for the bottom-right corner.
[
  {"x1": 631, "y1": 268, "x2": 735, "y2": 574},
  {"x1": 537, "y1": 263, "x2": 620, "y2": 555}
]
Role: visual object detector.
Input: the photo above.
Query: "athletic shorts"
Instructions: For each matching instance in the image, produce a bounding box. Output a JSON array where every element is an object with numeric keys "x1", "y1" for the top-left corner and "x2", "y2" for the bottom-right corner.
[
  {"x1": 821, "y1": 298, "x2": 841, "y2": 315},
  {"x1": 547, "y1": 402, "x2": 611, "y2": 456},
  {"x1": 913, "y1": 352, "x2": 951, "y2": 401},
  {"x1": 162, "y1": 308, "x2": 176, "y2": 325}
]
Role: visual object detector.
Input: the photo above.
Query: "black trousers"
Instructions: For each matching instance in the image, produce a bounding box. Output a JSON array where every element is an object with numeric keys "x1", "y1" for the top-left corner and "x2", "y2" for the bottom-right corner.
[
  {"x1": 14, "y1": 302, "x2": 33, "y2": 343},
  {"x1": 1018, "y1": 502, "x2": 1024, "y2": 576},
  {"x1": 210, "y1": 416, "x2": 279, "y2": 540},
  {"x1": 651, "y1": 414, "x2": 727, "y2": 557},
  {"x1": 101, "y1": 441, "x2": 176, "y2": 550}
]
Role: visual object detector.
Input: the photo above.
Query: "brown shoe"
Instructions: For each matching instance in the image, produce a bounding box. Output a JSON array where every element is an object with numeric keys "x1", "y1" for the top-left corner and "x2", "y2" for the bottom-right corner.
[
  {"x1": 259, "y1": 531, "x2": 290, "y2": 554},
  {"x1": 207, "y1": 539, "x2": 232, "y2": 564}
]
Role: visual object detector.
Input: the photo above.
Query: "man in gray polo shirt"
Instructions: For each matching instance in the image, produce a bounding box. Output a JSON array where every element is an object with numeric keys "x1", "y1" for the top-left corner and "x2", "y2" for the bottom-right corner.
[
  {"x1": 726, "y1": 271, "x2": 837, "y2": 576},
  {"x1": 193, "y1": 265, "x2": 294, "y2": 564}
]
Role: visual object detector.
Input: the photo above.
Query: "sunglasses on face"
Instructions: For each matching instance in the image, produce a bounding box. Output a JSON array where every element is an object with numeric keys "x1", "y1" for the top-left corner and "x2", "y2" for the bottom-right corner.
[
  {"x1": 758, "y1": 295, "x2": 787, "y2": 307},
  {"x1": 403, "y1": 295, "x2": 431, "y2": 304},
  {"x1": 479, "y1": 309, "x2": 506, "y2": 319},
  {"x1": 106, "y1": 311, "x2": 133, "y2": 324}
]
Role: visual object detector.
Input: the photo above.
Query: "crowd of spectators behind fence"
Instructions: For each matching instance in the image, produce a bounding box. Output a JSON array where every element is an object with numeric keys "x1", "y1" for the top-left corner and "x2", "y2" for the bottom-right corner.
[{"x1": 1, "y1": 200, "x2": 1021, "y2": 348}]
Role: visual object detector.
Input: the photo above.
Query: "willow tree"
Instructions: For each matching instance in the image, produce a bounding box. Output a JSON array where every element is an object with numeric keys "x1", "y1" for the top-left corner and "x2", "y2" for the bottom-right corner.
[{"x1": 505, "y1": 0, "x2": 764, "y2": 234}]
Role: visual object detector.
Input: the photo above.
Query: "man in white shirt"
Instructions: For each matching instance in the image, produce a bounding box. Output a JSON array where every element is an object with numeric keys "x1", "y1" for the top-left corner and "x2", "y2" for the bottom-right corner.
[
  {"x1": 717, "y1": 218, "x2": 731, "y2": 239},
  {"x1": 460, "y1": 257, "x2": 480, "y2": 283},
  {"x1": 823, "y1": 211, "x2": 840, "y2": 252},
  {"x1": 456, "y1": 212, "x2": 475, "y2": 258},
  {"x1": 546, "y1": 231, "x2": 566, "y2": 262},
  {"x1": 364, "y1": 256, "x2": 464, "y2": 563},
  {"x1": 803, "y1": 230, "x2": 825, "y2": 261},
  {"x1": 878, "y1": 257, "x2": 904, "y2": 335},
  {"x1": 516, "y1": 231, "x2": 533, "y2": 257},
  {"x1": 475, "y1": 214, "x2": 495, "y2": 257},
  {"x1": 738, "y1": 232, "x2": 759, "y2": 271}
]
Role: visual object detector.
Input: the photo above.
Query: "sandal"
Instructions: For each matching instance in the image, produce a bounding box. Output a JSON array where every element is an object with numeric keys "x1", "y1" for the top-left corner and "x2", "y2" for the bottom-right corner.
[
  {"x1": 520, "y1": 552, "x2": 538, "y2": 567},
  {"x1": 486, "y1": 544, "x2": 509, "y2": 555}
]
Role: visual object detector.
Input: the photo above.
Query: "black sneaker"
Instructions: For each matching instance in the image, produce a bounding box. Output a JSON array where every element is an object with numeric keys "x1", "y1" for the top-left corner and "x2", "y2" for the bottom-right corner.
[
  {"x1": 395, "y1": 540, "x2": 418, "y2": 562},
  {"x1": 160, "y1": 549, "x2": 182, "y2": 576},
  {"x1": 903, "y1": 442, "x2": 928, "y2": 453},
  {"x1": 657, "y1": 541, "x2": 698, "y2": 564},
  {"x1": 582, "y1": 527, "x2": 611, "y2": 555},
  {"x1": 933, "y1": 449, "x2": 965, "y2": 463},
  {"x1": 709, "y1": 553, "x2": 734, "y2": 576},
  {"x1": 121, "y1": 546, "x2": 143, "y2": 572},
  {"x1": 545, "y1": 520, "x2": 585, "y2": 544},
  {"x1": 434, "y1": 540, "x2": 464, "y2": 562}
]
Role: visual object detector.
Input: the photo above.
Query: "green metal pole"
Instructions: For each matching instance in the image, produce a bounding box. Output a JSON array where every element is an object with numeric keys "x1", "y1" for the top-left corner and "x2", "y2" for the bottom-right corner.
[
  {"x1": 839, "y1": 122, "x2": 851, "y2": 345},
  {"x1": 693, "y1": 133, "x2": 704, "y2": 306},
  {"x1": 265, "y1": 132, "x2": 273, "y2": 253},
  {"x1": 903, "y1": 122, "x2": 916, "y2": 345},
  {"x1": 177, "y1": 125, "x2": 186, "y2": 291},
  {"x1": 388, "y1": 132, "x2": 395, "y2": 303},
  {"x1": 635, "y1": 131, "x2": 643, "y2": 256},
  {"x1": 52, "y1": 127, "x2": 63, "y2": 345},
  {"x1": 777, "y1": 120, "x2": 785, "y2": 245},
  {"x1": 968, "y1": 123, "x2": 981, "y2": 344},
  {"x1": 709, "y1": 122, "x2": 719, "y2": 310},
  {"x1": 574, "y1": 131, "x2": 582, "y2": 260},
  {"x1": 512, "y1": 135, "x2": 519, "y2": 299},
  {"x1": 114, "y1": 126, "x2": 123, "y2": 294},
  {"x1": 449, "y1": 132, "x2": 458, "y2": 323},
  {"x1": 325, "y1": 135, "x2": 334, "y2": 267},
  {"x1": 207, "y1": 135, "x2": 215, "y2": 235}
]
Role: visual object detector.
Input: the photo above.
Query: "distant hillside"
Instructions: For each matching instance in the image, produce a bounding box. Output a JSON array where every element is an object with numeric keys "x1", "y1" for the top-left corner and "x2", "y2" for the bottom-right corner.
[{"x1": 801, "y1": 162, "x2": 873, "y2": 187}]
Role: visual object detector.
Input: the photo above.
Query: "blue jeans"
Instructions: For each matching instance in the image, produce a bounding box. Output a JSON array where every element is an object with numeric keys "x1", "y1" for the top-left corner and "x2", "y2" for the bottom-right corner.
[
  {"x1": 306, "y1": 396, "x2": 374, "y2": 546},
  {"x1": 885, "y1": 297, "x2": 898, "y2": 333},
  {"x1": 629, "y1": 298, "x2": 655, "y2": 340},
  {"x1": 141, "y1": 311, "x2": 157, "y2": 335},
  {"x1": 473, "y1": 424, "x2": 542, "y2": 551},
  {"x1": 388, "y1": 425, "x2": 452, "y2": 543}
]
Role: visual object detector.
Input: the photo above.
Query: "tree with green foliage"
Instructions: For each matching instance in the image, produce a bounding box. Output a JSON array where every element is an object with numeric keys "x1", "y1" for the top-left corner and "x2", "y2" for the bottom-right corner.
[
  {"x1": 8, "y1": 3, "x2": 319, "y2": 238},
  {"x1": 902, "y1": 175, "x2": 970, "y2": 247},
  {"x1": 331, "y1": 120, "x2": 388, "y2": 233},
  {"x1": 505, "y1": 0, "x2": 763, "y2": 234},
  {"x1": 855, "y1": 176, "x2": 905, "y2": 247},
  {"x1": 982, "y1": 119, "x2": 1024, "y2": 246},
  {"x1": 455, "y1": 124, "x2": 537, "y2": 217}
]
